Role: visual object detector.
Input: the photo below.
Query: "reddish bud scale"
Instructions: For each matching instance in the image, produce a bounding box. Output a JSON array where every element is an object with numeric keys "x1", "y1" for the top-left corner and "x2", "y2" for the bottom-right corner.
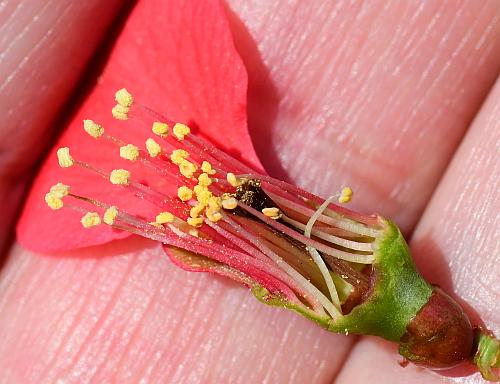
[{"x1": 399, "y1": 287, "x2": 474, "y2": 369}]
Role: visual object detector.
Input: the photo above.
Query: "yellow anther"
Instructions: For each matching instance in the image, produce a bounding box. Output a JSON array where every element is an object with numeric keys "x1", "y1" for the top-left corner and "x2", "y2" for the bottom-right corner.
[
  {"x1": 226, "y1": 172, "x2": 244, "y2": 187},
  {"x1": 170, "y1": 149, "x2": 189, "y2": 165},
  {"x1": 173, "y1": 123, "x2": 190, "y2": 140},
  {"x1": 188, "y1": 228, "x2": 199, "y2": 237},
  {"x1": 338, "y1": 186, "x2": 353, "y2": 204},
  {"x1": 83, "y1": 119, "x2": 104, "y2": 138},
  {"x1": 110, "y1": 169, "x2": 131, "y2": 185},
  {"x1": 50, "y1": 183, "x2": 70, "y2": 198},
  {"x1": 193, "y1": 184, "x2": 206, "y2": 196},
  {"x1": 201, "y1": 161, "x2": 216, "y2": 175},
  {"x1": 177, "y1": 186, "x2": 193, "y2": 202},
  {"x1": 152, "y1": 121, "x2": 169, "y2": 137},
  {"x1": 112, "y1": 104, "x2": 129, "y2": 120},
  {"x1": 45, "y1": 192, "x2": 63, "y2": 210},
  {"x1": 57, "y1": 147, "x2": 74, "y2": 168},
  {"x1": 342, "y1": 186, "x2": 353, "y2": 196},
  {"x1": 198, "y1": 173, "x2": 212, "y2": 187},
  {"x1": 208, "y1": 196, "x2": 222, "y2": 210},
  {"x1": 115, "y1": 88, "x2": 134, "y2": 107},
  {"x1": 103, "y1": 206, "x2": 118, "y2": 225},
  {"x1": 190, "y1": 203, "x2": 206, "y2": 218},
  {"x1": 145, "y1": 138, "x2": 162, "y2": 157},
  {"x1": 206, "y1": 208, "x2": 222, "y2": 223},
  {"x1": 187, "y1": 217, "x2": 203, "y2": 227},
  {"x1": 149, "y1": 221, "x2": 163, "y2": 228},
  {"x1": 262, "y1": 207, "x2": 281, "y2": 219},
  {"x1": 81, "y1": 212, "x2": 101, "y2": 228},
  {"x1": 221, "y1": 196, "x2": 238, "y2": 210},
  {"x1": 155, "y1": 211, "x2": 174, "y2": 224},
  {"x1": 196, "y1": 189, "x2": 212, "y2": 205},
  {"x1": 179, "y1": 159, "x2": 197, "y2": 178},
  {"x1": 120, "y1": 144, "x2": 140, "y2": 161}
]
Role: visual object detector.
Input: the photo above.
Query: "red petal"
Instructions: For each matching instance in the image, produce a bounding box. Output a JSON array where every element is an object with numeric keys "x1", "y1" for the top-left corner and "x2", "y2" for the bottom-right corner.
[{"x1": 17, "y1": 0, "x2": 262, "y2": 253}]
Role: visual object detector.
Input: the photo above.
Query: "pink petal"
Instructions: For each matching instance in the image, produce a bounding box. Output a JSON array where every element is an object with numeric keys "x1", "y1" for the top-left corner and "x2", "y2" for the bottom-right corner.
[{"x1": 17, "y1": 0, "x2": 262, "y2": 253}]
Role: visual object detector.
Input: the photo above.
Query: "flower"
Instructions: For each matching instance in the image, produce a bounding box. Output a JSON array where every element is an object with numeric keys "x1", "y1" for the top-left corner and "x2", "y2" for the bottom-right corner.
[
  {"x1": 37, "y1": 86, "x2": 386, "y2": 320},
  {"x1": 14, "y1": 0, "x2": 500, "y2": 379},
  {"x1": 15, "y1": 0, "x2": 383, "y2": 325}
]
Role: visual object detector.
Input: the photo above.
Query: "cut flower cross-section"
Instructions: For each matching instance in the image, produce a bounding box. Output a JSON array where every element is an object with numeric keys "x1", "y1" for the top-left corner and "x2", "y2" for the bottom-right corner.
[{"x1": 40, "y1": 89, "x2": 500, "y2": 381}]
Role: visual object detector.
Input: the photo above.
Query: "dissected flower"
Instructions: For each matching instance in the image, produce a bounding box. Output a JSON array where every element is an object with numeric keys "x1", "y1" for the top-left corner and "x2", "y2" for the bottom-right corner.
[
  {"x1": 41, "y1": 88, "x2": 385, "y2": 321},
  {"x1": 36, "y1": 89, "x2": 498, "y2": 380},
  {"x1": 14, "y1": 0, "x2": 499, "y2": 380}
]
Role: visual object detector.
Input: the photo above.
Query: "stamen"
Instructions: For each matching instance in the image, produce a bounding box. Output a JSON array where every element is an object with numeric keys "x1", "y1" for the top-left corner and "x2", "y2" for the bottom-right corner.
[
  {"x1": 281, "y1": 216, "x2": 373, "y2": 252},
  {"x1": 201, "y1": 161, "x2": 216, "y2": 175},
  {"x1": 156, "y1": 212, "x2": 175, "y2": 224},
  {"x1": 170, "y1": 149, "x2": 189, "y2": 165},
  {"x1": 81, "y1": 212, "x2": 101, "y2": 228},
  {"x1": 227, "y1": 172, "x2": 244, "y2": 187},
  {"x1": 179, "y1": 160, "x2": 197, "y2": 178},
  {"x1": 265, "y1": 190, "x2": 379, "y2": 238},
  {"x1": 242, "y1": 173, "x2": 380, "y2": 228},
  {"x1": 145, "y1": 138, "x2": 162, "y2": 157},
  {"x1": 237, "y1": 201, "x2": 375, "y2": 264},
  {"x1": 188, "y1": 228, "x2": 199, "y2": 237},
  {"x1": 190, "y1": 203, "x2": 205, "y2": 218},
  {"x1": 177, "y1": 186, "x2": 193, "y2": 202},
  {"x1": 45, "y1": 192, "x2": 64, "y2": 210},
  {"x1": 103, "y1": 206, "x2": 118, "y2": 225},
  {"x1": 262, "y1": 207, "x2": 282, "y2": 220},
  {"x1": 206, "y1": 218, "x2": 321, "y2": 310},
  {"x1": 119, "y1": 144, "x2": 140, "y2": 161},
  {"x1": 83, "y1": 119, "x2": 105, "y2": 138},
  {"x1": 305, "y1": 195, "x2": 342, "y2": 310},
  {"x1": 198, "y1": 173, "x2": 212, "y2": 187},
  {"x1": 195, "y1": 189, "x2": 212, "y2": 205},
  {"x1": 57, "y1": 147, "x2": 74, "y2": 168},
  {"x1": 193, "y1": 185, "x2": 206, "y2": 196},
  {"x1": 112, "y1": 104, "x2": 130, "y2": 120},
  {"x1": 109, "y1": 169, "x2": 131, "y2": 185},
  {"x1": 173, "y1": 123, "x2": 190, "y2": 140},
  {"x1": 221, "y1": 215, "x2": 341, "y2": 318},
  {"x1": 50, "y1": 183, "x2": 70, "y2": 198},
  {"x1": 152, "y1": 121, "x2": 169, "y2": 137},
  {"x1": 115, "y1": 88, "x2": 134, "y2": 107},
  {"x1": 338, "y1": 186, "x2": 353, "y2": 204},
  {"x1": 187, "y1": 217, "x2": 203, "y2": 227},
  {"x1": 221, "y1": 196, "x2": 238, "y2": 210},
  {"x1": 206, "y1": 208, "x2": 222, "y2": 223}
]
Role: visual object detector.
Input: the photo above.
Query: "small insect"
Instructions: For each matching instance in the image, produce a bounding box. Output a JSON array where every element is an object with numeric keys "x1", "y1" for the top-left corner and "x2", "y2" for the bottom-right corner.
[{"x1": 44, "y1": 88, "x2": 499, "y2": 381}]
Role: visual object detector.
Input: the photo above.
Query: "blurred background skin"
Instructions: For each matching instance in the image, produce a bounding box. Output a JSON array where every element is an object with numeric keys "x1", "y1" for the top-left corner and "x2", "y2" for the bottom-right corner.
[{"x1": 0, "y1": 1, "x2": 499, "y2": 383}]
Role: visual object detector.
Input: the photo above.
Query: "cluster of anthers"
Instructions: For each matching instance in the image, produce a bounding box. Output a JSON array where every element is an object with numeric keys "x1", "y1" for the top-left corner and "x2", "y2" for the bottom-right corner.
[{"x1": 44, "y1": 88, "x2": 385, "y2": 321}]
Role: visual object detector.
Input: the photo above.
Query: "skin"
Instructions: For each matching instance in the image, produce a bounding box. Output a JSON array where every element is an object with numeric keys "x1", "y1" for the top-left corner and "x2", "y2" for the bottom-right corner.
[{"x1": 0, "y1": 0, "x2": 499, "y2": 382}]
